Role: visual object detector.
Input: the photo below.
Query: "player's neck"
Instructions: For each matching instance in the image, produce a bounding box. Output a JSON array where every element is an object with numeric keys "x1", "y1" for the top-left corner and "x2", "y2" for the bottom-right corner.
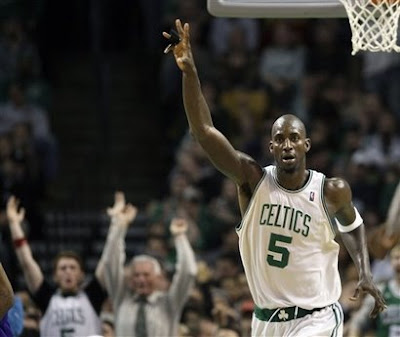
[{"x1": 276, "y1": 168, "x2": 309, "y2": 190}]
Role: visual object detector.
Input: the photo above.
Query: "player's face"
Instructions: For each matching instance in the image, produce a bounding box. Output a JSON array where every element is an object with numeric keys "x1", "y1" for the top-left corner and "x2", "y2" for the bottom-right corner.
[
  {"x1": 269, "y1": 120, "x2": 310, "y2": 173},
  {"x1": 54, "y1": 257, "x2": 84, "y2": 293},
  {"x1": 130, "y1": 261, "x2": 158, "y2": 296}
]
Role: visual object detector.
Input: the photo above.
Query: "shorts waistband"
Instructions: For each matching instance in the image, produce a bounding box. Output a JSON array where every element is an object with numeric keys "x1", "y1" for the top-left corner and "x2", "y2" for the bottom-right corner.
[{"x1": 254, "y1": 305, "x2": 327, "y2": 322}]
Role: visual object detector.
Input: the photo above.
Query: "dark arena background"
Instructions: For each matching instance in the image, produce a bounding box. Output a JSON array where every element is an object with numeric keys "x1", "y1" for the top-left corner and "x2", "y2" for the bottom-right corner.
[{"x1": 0, "y1": 1, "x2": 399, "y2": 336}]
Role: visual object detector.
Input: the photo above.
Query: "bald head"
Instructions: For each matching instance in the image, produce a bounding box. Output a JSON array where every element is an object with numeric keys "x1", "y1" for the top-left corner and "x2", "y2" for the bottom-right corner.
[{"x1": 271, "y1": 114, "x2": 307, "y2": 139}]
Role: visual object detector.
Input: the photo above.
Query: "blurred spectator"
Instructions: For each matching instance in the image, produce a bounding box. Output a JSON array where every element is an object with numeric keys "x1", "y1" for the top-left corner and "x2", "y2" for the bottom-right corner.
[
  {"x1": 192, "y1": 317, "x2": 218, "y2": 337},
  {"x1": 0, "y1": 82, "x2": 51, "y2": 144},
  {"x1": 0, "y1": 17, "x2": 41, "y2": 100},
  {"x1": 0, "y1": 82, "x2": 57, "y2": 182},
  {"x1": 208, "y1": 178, "x2": 240, "y2": 229},
  {"x1": 305, "y1": 20, "x2": 350, "y2": 79},
  {"x1": 351, "y1": 111, "x2": 400, "y2": 170},
  {"x1": 362, "y1": 52, "x2": 400, "y2": 122},
  {"x1": 208, "y1": 18, "x2": 260, "y2": 58},
  {"x1": 172, "y1": 134, "x2": 222, "y2": 201},
  {"x1": 15, "y1": 290, "x2": 40, "y2": 337},
  {"x1": 215, "y1": 23, "x2": 259, "y2": 89},
  {"x1": 147, "y1": 171, "x2": 190, "y2": 224},
  {"x1": 258, "y1": 21, "x2": 305, "y2": 112},
  {"x1": 101, "y1": 192, "x2": 197, "y2": 337},
  {"x1": 7, "y1": 292, "x2": 23, "y2": 337},
  {"x1": 6, "y1": 196, "x2": 107, "y2": 337},
  {"x1": 0, "y1": 124, "x2": 43, "y2": 239},
  {"x1": 345, "y1": 244, "x2": 400, "y2": 337}
]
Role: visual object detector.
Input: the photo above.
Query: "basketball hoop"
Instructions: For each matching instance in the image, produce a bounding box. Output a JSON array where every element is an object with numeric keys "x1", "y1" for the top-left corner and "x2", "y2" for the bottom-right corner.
[{"x1": 339, "y1": 0, "x2": 400, "y2": 54}]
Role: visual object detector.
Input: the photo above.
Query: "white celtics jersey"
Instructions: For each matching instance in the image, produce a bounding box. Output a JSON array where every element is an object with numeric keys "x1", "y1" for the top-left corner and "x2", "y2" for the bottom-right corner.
[
  {"x1": 237, "y1": 165, "x2": 341, "y2": 310},
  {"x1": 40, "y1": 290, "x2": 101, "y2": 337}
]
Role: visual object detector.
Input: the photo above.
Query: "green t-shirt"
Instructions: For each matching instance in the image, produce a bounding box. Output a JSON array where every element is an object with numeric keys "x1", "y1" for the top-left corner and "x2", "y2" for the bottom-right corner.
[{"x1": 377, "y1": 281, "x2": 400, "y2": 337}]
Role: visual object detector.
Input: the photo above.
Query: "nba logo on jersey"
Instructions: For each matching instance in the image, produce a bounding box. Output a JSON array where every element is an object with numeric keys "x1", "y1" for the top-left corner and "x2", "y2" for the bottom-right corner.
[{"x1": 309, "y1": 191, "x2": 315, "y2": 201}]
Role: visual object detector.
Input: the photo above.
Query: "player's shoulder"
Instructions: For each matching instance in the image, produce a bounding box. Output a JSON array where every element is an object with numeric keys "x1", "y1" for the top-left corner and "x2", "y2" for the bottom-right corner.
[
  {"x1": 323, "y1": 176, "x2": 352, "y2": 204},
  {"x1": 237, "y1": 151, "x2": 261, "y2": 166},
  {"x1": 236, "y1": 150, "x2": 264, "y2": 192},
  {"x1": 324, "y1": 176, "x2": 350, "y2": 190},
  {"x1": 237, "y1": 151, "x2": 264, "y2": 176}
]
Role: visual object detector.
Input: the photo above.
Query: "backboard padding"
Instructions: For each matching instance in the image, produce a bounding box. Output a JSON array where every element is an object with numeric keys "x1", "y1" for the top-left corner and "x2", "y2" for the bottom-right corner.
[{"x1": 207, "y1": 0, "x2": 347, "y2": 18}]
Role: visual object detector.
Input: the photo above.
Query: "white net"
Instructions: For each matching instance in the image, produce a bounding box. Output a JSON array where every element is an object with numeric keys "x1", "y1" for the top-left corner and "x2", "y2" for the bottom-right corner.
[{"x1": 339, "y1": 0, "x2": 400, "y2": 54}]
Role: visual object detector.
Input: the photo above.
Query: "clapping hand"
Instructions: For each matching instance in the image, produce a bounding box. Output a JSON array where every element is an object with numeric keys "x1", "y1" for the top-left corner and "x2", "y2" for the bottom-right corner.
[
  {"x1": 6, "y1": 196, "x2": 25, "y2": 225},
  {"x1": 169, "y1": 217, "x2": 188, "y2": 236},
  {"x1": 107, "y1": 191, "x2": 126, "y2": 218},
  {"x1": 107, "y1": 191, "x2": 138, "y2": 228}
]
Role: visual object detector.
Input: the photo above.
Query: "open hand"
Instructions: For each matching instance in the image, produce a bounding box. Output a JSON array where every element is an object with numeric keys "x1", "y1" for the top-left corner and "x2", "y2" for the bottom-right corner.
[
  {"x1": 163, "y1": 19, "x2": 195, "y2": 74},
  {"x1": 350, "y1": 277, "x2": 386, "y2": 318},
  {"x1": 6, "y1": 196, "x2": 25, "y2": 225}
]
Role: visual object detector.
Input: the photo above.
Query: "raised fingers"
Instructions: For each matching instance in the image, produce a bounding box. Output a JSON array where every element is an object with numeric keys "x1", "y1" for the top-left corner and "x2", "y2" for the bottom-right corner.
[{"x1": 175, "y1": 19, "x2": 184, "y2": 35}]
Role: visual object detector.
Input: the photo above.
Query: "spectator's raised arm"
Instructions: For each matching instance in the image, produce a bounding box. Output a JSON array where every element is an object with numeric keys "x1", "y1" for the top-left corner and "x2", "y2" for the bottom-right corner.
[
  {"x1": 100, "y1": 192, "x2": 137, "y2": 309},
  {"x1": 368, "y1": 180, "x2": 400, "y2": 259},
  {"x1": 167, "y1": 217, "x2": 197, "y2": 315},
  {"x1": 6, "y1": 196, "x2": 43, "y2": 294}
]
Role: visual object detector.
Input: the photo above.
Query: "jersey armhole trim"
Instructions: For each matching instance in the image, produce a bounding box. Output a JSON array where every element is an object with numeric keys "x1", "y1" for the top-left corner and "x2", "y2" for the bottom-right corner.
[
  {"x1": 236, "y1": 168, "x2": 267, "y2": 232},
  {"x1": 321, "y1": 175, "x2": 336, "y2": 237}
]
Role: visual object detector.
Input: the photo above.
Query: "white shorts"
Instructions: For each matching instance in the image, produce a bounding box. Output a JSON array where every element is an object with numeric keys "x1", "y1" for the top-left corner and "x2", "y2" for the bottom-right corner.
[{"x1": 251, "y1": 302, "x2": 344, "y2": 337}]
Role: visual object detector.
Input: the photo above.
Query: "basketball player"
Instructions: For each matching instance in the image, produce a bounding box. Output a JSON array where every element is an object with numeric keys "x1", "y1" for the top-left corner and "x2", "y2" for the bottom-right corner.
[
  {"x1": 345, "y1": 244, "x2": 400, "y2": 337},
  {"x1": 6, "y1": 196, "x2": 107, "y2": 337},
  {"x1": 164, "y1": 19, "x2": 386, "y2": 336}
]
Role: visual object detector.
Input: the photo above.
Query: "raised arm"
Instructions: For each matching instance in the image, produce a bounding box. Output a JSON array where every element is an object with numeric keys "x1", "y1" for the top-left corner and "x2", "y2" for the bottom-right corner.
[
  {"x1": 167, "y1": 217, "x2": 197, "y2": 314},
  {"x1": 324, "y1": 178, "x2": 386, "y2": 318},
  {"x1": 101, "y1": 192, "x2": 137, "y2": 309},
  {"x1": 368, "y1": 180, "x2": 400, "y2": 259},
  {"x1": 95, "y1": 192, "x2": 127, "y2": 288},
  {"x1": 6, "y1": 196, "x2": 43, "y2": 294},
  {"x1": 0, "y1": 263, "x2": 13, "y2": 319},
  {"x1": 163, "y1": 19, "x2": 261, "y2": 186},
  {"x1": 385, "y1": 180, "x2": 400, "y2": 235}
]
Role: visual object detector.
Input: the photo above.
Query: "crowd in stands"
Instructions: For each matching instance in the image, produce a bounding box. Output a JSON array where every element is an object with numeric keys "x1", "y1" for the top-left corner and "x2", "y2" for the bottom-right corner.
[
  {"x1": 0, "y1": 4, "x2": 59, "y2": 336},
  {"x1": 0, "y1": 0, "x2": 399, "y2": 336},
  {"x1": 0, "y1": 8, "x2": 56, "y2": 236}
]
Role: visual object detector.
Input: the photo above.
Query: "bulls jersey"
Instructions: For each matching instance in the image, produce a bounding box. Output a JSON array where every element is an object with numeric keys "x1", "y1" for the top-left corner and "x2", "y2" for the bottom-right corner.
[
  {"x1": 237, "y1": 165, "x2": 341, "y2": 310},
  {"x1": 0, "y1": 314, "x2": 12, "y2": 337}
]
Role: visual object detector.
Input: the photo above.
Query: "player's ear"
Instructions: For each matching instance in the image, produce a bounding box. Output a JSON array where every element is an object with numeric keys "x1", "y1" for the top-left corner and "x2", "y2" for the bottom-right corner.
[
  {"x1": 269, "y1": 140, "x2": 274, "y2": 153},
  {"x1": 305, "y1": 138, "x2": 311, "y2": 153}
]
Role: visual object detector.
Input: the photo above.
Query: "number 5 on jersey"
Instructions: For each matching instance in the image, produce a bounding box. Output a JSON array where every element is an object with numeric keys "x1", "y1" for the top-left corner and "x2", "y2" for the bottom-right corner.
[{"x1": 267, "y1": 233, "x2": 293, "y2": 268}]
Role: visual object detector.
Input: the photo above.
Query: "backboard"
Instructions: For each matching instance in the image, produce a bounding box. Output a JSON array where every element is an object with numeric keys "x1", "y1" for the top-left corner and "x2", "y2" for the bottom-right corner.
[{"x1": 207, "y1": 0, "x2": 347, "y2": 18}]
